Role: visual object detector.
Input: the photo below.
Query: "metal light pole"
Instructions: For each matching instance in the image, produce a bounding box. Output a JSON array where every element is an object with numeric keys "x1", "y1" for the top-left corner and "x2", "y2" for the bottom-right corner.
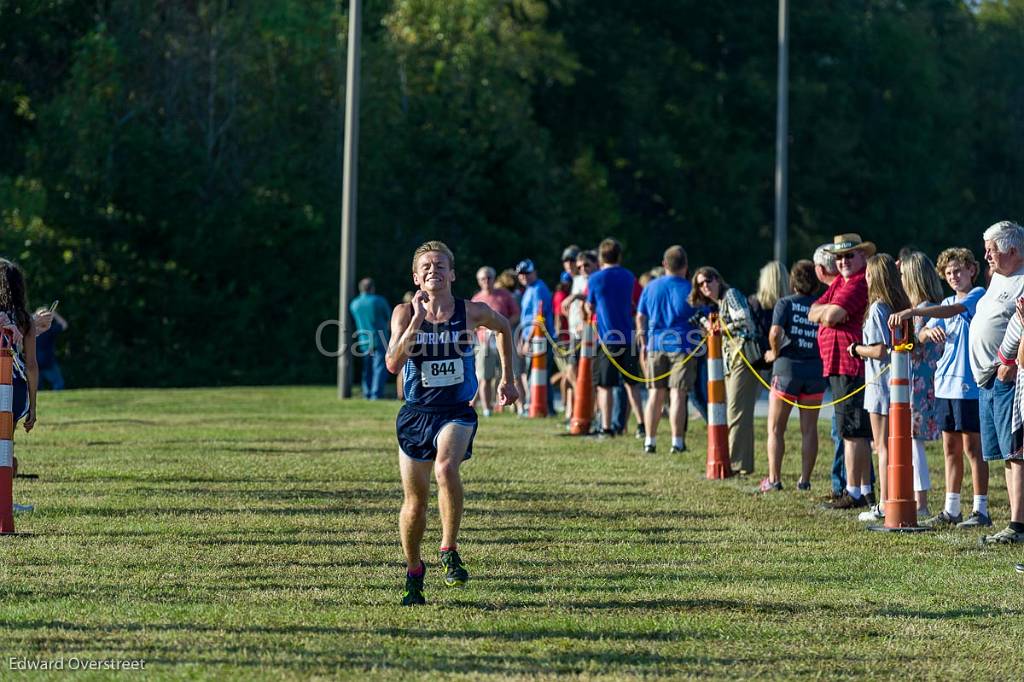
[
  {"x1": 773, "y1": 0, "x2": 789, "y2": 264},
  {"x1": 338, "y1": 0, "x2": 361, "y2": 399}
]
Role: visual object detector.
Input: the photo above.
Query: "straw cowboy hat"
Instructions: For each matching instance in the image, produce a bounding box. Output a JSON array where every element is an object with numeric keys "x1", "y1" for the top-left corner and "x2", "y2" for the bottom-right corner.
[{"x1": 826, "y1": 233, "x2": 876, "y2": 257}]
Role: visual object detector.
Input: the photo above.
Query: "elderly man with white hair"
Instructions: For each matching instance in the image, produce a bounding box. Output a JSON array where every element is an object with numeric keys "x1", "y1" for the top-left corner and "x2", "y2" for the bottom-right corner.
[
  {"x1": 471, "y1": 266, "x2": 520, "y2": 416},
  {"x1": 970, "y1": 220, "x2": 1024, "y2": 546},
  {"x1": 813, "y1": 243, "x2": 847, "y2": 499}
]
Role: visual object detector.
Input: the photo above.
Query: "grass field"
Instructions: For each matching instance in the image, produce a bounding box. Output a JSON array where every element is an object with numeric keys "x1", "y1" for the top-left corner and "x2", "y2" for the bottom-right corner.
[{"x1": 1, "y1": 386, "x2": 1022, "y2": 680}]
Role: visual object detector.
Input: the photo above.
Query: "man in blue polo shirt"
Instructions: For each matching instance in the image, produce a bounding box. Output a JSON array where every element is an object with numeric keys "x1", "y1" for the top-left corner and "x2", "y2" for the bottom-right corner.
[
  {"x1": 636, "y1": 245, "x2": 697, "y2": 454},
  {"x1": 586, "y1": 238, "x2": 644, "y2": 437}
]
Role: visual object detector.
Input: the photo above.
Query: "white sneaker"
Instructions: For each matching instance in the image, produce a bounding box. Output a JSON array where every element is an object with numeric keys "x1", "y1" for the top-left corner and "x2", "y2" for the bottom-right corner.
[
  {"x1": 482, "y1": 409, "x2": 492, "y2": 417},
  {"x1": 858, "y1": 504, "x2": 884, "y2": 522},
  {"x1": 12, "y1": 503, "x2": 34, "y2": 513}
]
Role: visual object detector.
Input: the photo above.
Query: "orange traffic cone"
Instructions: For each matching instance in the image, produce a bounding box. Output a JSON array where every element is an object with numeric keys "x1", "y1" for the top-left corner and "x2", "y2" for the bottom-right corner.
[
  {"x1": 529, "y1": 301, "x2": 549, "y2": 418},
  {"x1": 871, "y1": 322, "x2": 927, "y2": 532},
  {"x1": 0, "y1": 329, "x2": 16, "y2": 535},
  {"x1": 570, "y1": 319, "x2": 596, "y2": 435},
  {"x1": 705, "y1": 315, "x2": 732, "y2": 479}
]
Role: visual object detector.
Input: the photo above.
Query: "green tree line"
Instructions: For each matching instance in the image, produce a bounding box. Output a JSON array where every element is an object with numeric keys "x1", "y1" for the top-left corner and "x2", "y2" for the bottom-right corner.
[{"x1": 1, "y1": 0, "x2": 1023, "y2": 386}]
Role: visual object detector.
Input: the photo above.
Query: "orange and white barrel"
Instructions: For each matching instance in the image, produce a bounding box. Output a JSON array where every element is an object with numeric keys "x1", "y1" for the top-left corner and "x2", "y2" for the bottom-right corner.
[
  {"x1": 705, "y1": 316, "x2": 732, "y2": 479},
  {"x1": 569, "y1": 320, "x2": 595, "y2": 435},
  {"x1": 0, "y1": 329, "x2": 15, "y2": 534},
  {"x1": 528, "y1": 301, "x2": 549, "y2": 418},
  {"x1": 884, "y1": 332, "x2": 918, "y2": 529}
]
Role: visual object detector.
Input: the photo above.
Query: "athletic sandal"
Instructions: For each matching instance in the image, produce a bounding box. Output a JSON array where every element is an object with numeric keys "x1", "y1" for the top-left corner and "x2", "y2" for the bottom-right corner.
[
  {"x1": 857, "y1": 504, "x2": 884, "y2": 522},
  {"x1": 957, "y1": 511, "x2": 993, "y2": 528},
  {"x1": 440, "y1": 549, "x2": 469, "y2": 587},
  {"x1": 979, "y1": 527, "x2": 1024, "y2": 546},
  {"x1": 922, "y1": 511, "x2": 962, "y2": 529},
  {"x1": 401, "y1": 562, "x2": 427, "y2": 606}
]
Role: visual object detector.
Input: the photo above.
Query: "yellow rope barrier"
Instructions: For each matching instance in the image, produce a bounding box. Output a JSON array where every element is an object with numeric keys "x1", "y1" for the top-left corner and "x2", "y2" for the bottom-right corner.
[
  {"x1": 540, "y1": 324, "x2": 583, "y2": 357},
  {"x1": 719, "y1": 323, "x2": 892, "y2": 410},
  {"x1": 595, "y1": 333, "x2": 708, "y2": 383}
]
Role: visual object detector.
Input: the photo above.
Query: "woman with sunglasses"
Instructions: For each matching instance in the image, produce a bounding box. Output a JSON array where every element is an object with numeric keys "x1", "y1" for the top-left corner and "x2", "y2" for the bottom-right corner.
[{"x1": 689, "y1": 266, "x2": 762, "y2": 474}]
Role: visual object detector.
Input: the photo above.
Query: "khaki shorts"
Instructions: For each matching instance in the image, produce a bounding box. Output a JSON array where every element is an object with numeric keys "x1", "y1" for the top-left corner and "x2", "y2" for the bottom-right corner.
[
  {"x1": 646, "y1": 350, "x2": 699, "y2": 391},
  {"x1": 475, "y1": 339, "x2": 500, "y2": 381}
]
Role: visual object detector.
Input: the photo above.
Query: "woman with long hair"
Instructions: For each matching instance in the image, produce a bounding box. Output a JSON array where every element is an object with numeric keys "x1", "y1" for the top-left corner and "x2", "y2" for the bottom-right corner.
[
  {"x1": 0, "y1": 259, "x2": 39, "y2": 499},
  {"x1": 689, "y1": 266, "x2": 761, "y2": 474},
  {"x1": 847, "y1": 254, "x2": 911, "y2": 521},
  {"x1": 896, "y1": 251, "x2": 945, "y2": 518},
  {"x1": 761, "y1": 260, "x2": 824, "y2": 492},
  {"x1": 749, "y1": 261, "x2": 789, "y2": 378}
]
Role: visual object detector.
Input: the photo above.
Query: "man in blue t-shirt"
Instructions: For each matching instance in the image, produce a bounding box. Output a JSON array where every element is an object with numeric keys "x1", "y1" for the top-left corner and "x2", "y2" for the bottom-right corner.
[
  {"x1": 586, "y1": 238, "x2": 644, "y2": 437},
  {"x1": 516, "y1": 258, "x2": 555, "y2": 414},
  {"x1": 350, "y1": 278, "x2": 392, "y2": 400},
  {"x1": 636, "y1": 245, "x2": 696, "y2": 454}
]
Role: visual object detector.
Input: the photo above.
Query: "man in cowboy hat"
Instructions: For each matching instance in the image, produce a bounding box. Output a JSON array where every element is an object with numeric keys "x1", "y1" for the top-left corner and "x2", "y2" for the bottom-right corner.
[{"x1": 809, "y1": 233, "x2": 876, "y2": 510}]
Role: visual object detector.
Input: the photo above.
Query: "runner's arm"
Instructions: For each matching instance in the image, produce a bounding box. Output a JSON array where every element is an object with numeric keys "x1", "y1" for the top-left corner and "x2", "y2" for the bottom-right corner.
[
  {"x1": 385, "y1": 298, "x2": 422, "y2": 374},
  {"x1": 468, "y1": 301, "x2": 520, "y2": 405}
]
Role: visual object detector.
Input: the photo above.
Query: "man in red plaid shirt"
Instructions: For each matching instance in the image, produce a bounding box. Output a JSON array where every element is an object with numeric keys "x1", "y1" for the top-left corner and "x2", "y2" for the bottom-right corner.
[{"x1": 809, "y1": 233, "x2": 875, "y2": 510}]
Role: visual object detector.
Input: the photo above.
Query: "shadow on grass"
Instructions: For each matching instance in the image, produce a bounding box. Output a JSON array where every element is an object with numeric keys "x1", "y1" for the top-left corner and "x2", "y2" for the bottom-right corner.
[{"x1": 0, "y1": 615, "x2": 993, "y2": 675}]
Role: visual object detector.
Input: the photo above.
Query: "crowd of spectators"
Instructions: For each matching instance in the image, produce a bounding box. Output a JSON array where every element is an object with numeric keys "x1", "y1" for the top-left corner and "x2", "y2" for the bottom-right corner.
[{"x1": 358, "y1": 221, "x2": 1024, "y2": 555}]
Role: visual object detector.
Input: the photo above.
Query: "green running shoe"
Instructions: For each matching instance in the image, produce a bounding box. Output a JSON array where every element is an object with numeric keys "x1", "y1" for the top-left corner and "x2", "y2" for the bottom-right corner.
[
  {"x1": 440, "y1": 549, "x2": 469, "y2": 588},
  {"x1": 401, "y1": 562, "x2": 426, "y2": 606}
]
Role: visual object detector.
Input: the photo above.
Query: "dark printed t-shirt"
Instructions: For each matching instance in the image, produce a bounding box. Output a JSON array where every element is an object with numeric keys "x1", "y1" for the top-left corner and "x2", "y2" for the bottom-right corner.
[{"x1": 773, "y1": 294, "x2": 821, "y2": 361}]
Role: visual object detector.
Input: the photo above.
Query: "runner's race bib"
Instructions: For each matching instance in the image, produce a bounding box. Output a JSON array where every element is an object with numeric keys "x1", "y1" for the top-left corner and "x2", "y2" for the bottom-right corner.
[{"x1": 421, "y1": 359, "x2": 464, "y2": 387}]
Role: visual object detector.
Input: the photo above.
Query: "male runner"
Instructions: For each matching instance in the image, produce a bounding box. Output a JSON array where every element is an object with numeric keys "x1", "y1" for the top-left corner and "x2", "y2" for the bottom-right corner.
[{"x1": 386, "y1": 241, "x2": 519, "y2": 606}]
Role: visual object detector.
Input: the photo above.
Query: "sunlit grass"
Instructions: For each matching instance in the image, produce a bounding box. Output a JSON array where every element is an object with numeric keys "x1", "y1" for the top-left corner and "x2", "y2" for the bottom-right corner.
[{"x1": 0, "y1": 387, "x2": 1019, "y2": 680}]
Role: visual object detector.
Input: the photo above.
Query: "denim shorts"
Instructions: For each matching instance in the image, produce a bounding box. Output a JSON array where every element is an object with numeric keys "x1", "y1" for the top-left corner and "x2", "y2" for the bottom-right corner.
[{"x1": 979, "y1": 377, "x2": 1015, "y2": 462}]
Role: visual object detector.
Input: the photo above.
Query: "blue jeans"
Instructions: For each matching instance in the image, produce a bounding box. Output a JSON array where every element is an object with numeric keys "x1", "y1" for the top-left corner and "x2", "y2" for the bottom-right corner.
[
  {"x1": 825, "y1": 387, "x2": 875, "y2": 493},
  {"x1": 688, "y1": 357, "x2": 709, "y2": 424},
  {"x1": 830, "y1": 410, "x2": 845, "y2": 494},
  {"x1": 612, "y1": 386, "x2": 629, "y2": 433},
  {"x1": 361, "y1": 346, "x2": 388, "y2": 400},
  {"x1": 39, "y1": 363, "x2": 64, "y2": 390},
  {"x1": 979, "y1": 376, "x2": 1015, "y2": 461}
]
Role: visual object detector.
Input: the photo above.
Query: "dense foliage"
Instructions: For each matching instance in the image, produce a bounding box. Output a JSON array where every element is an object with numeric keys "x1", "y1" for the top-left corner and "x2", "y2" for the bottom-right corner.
[{"x1": 2, "y1": 0, "x2": 1023, "y2": 386}]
